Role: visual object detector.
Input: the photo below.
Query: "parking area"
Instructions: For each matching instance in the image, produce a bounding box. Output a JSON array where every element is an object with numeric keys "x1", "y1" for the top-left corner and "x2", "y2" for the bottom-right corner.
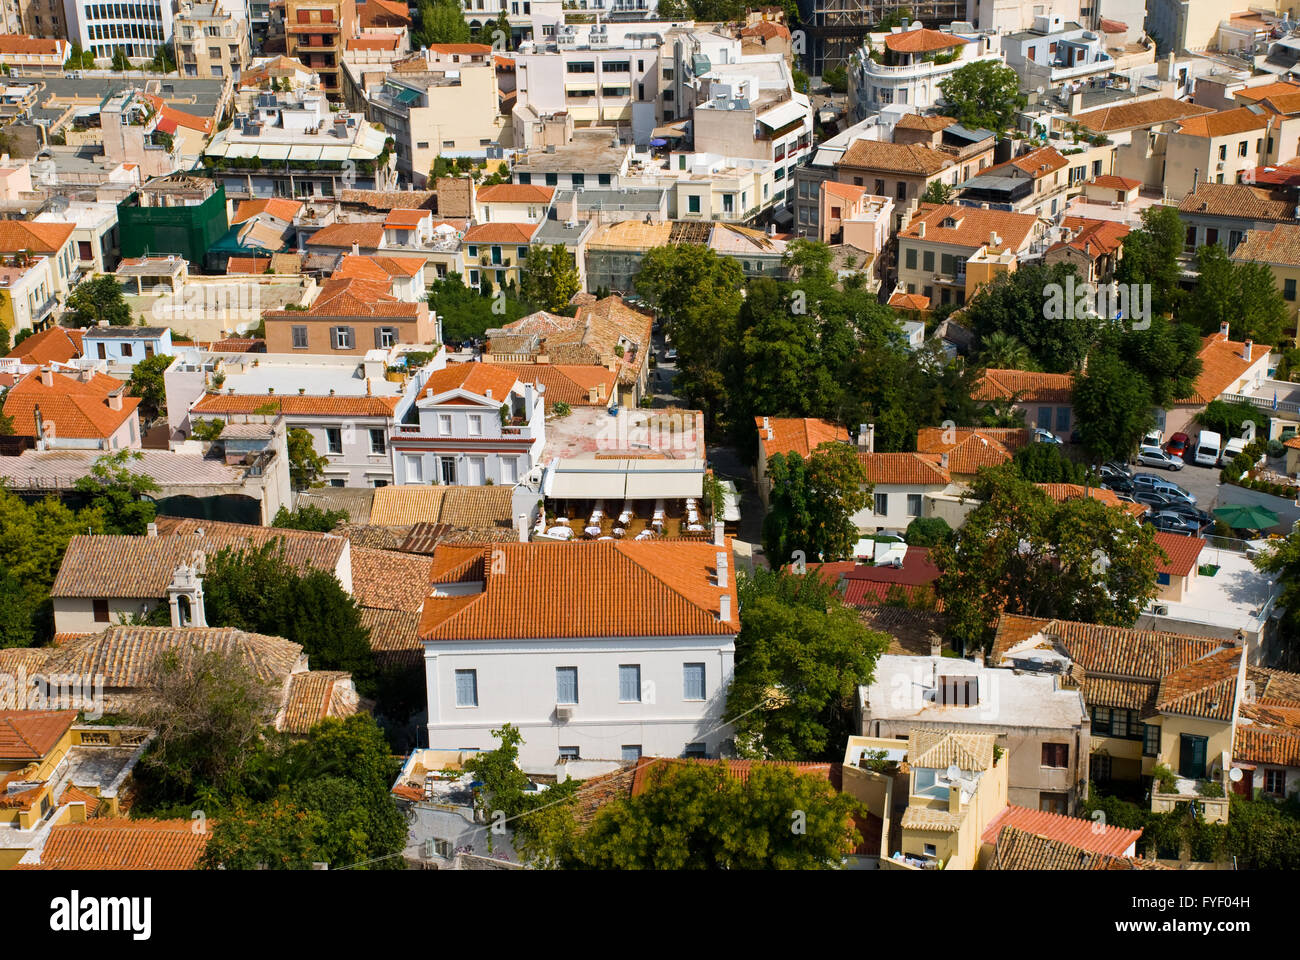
[{"x1": 1143, "y1": 458, "x2": 1225, "y2": 510}]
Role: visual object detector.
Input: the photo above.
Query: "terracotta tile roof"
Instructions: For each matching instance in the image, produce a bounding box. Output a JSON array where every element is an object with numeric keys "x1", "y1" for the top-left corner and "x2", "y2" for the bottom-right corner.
[
  {"x1": 909, "y1": 729, "x2": 994, "y2": 771},
  {"x1": 916, "y1": 426, "x2": 1027, "y2": 473},
  {"x1": 1180, "y1": 332, "x2": 1266, "y2": 404},
  {"x1": 0, "y1": 710, "x2": 76, "y2": 760},
  {"x1": 419, "y1": 541, "x2": 740, "y2": 641},
  {"x1": 1247, "y1": 665, "x2": 1300, "y2": 705},
  {"x1": 899, "y1": 203, "x2": 1039, "y2": 252},
  {"x1": 368, "y1": 484, "x2": 514, "y2": 528},
  {"x1": 1176, "y1": 106, "x2": 1271, "y2": 137},
  {"x1": 141, "y1": 94, "x2": 213, "y2": 134},
  {"x1": 333, "y1": 253, "x2": 426, "y2": 281},
  {"x1": 277, "y1": 670, "x2": 359, "y2": 734},
  {"x1": 1258, "y1": 91, "x2": 1300, "y2": 116},
  {"x1": 0, "y1": 34, "x2": 63, "y2": 55},
  {"x1": 476, "y1": 183, "x2": 555, "y2": 204},
  {"x1": 754, "y1": 416, "x2": 850, "y2": 458},
  {"x1": 974, "y1": 368, "x2": 1075, "y2": 403},
  {"x1": 1050, "y1": 217, "x2": 1131, "y2": 259},
  {"x1": 305, "y1": 220, "x2": 386, "y2": 249},
  {"x1": 884, "y1": 27, "x2": 969, "y2": 53},
  {"x1": 0, "y1": 219, "x2": 73, "y2": 254},
  {"x1": 838, "y1": 139, "x2": 954, "y2": 176},
  {"x1": 275, "y1": 276, "x2": 422, "y2": 319},
  {"x1": 860, "y1": 606, "x2": 949, "y2": 655},
  {"x1": 231, "y1": 197, "x2": 303, "y2": 225},
  {"x1": 1177, "y1": 182, "x2": 1296, "y2": 222},
  {"x1": 340, "y1": 188, "x2": 437, "y2": 211},
  {"x1": 59, "y1": 783, "x2": 102, "y2": 816},
  {"x1": 490, "y1": 297, "x2": 652, "y2": 379},
  {"x1": 427, "y1": 43, "x2": 492, "y2": 54},
  {"x1": 982, "y1": 804, "x2": 1142, "y2": 856},
  {"x1": 1036, "y1": 482, "x2": 1148, "y2": 518},
  {"x1": 21, "y1": 818, "x2": 210, "y2": 870},
  {"x1": 359, "y1": 0, "x2": 411, "y2": 25},
  {"x1": 987, "y1": 145, "x2": 1069, "y2": 180},
  {"x1": 462, "y1": 222, "x2": 539, "y2": 245},
  {"x1": 5, "y1": 325, "x2": 82, "y2": 364},
  {"x1": 191, "y1": 393, "x2": 402, "y2": 417},
  {"x1": 226, "y1": 256, "x2": 269, "y2": 275},
  {"x1": 1088, "y1": 174, "x2": 1142, "y2": 190},
  {"x1": 895, "y1": 113, "x2": 957, "y2": 132},
  {"x1": 822, "y1": 180, "x2": 870, "y2": 203},
  {"x1": 888, "y1": 292, "x2": 931, "y2": 310},
  {"x1": 359, "y1": 607, "x2": 422, "y2": 658},
  {"x1": 0, "y1": 646, "x2": 52, "y2": 677},
  {"x1": 856, "y1": 451, "x2": 950, "y2": 485},
  {"x1": 1153, "y1": 531, "x2": 1205, "y2": 576},
  {"x1": 1230, "y1": 223, "x2": 1300, "y2": 267},
  {"x1": 1235, "y1": 698, "x2": 1300, "y2": 765},
  {"x1": 740, "y1": 20, "x2": 790, "y2": 40},
  {"x1": 629, "y1": 756, "x2": 837, "y2": 797},
  {"x1": 382, "y1": 208, "x2": 429, "y2": 228},
  {"x1": 26, "y1": 625, "x2": 303, "y2": 690},
  {"x1": 4, "y1": 368, "x2": 137, "y2": 440},
  {"x1": 350, "y1": 546, "x2": 432, "y2": 612},
  {"x1": 1073, "y1": 97, "x2": 1215, "y2": 132},
  {"x1": 1098, "y1": 18, "x2": 1128, "y2": 33},
  {"x1": 421, "y1": 362, "x2": 522, "y2": 403},
  {"x1": 900, "y1": 804, "x2": 963, "y2": 831},
  {"x1": 490, "y1": 362, "x2": 617, "y2": 407},
  {"x1": 1236, "y1": 80, "x2": 1300, "y2": 102},
  {"x1": 1157, "y1": 647, "x2": 1241, "y2": 721},
  {"x1": 989, "y1": 825, "x2": 1159, "y2": 870},
  {"x1": 55, "y1": 526, "x2": 344, "y2": 597}
]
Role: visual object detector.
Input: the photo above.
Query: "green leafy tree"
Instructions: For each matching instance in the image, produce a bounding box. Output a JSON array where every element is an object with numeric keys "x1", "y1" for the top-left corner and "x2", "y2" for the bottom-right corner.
[
  {"x1": 1186, "y1": 243, "x2": 1289, "y2": 346},
  {"x1": 135, "y1": 648, "x2": 281, "y2": 809},
  {"x1": 111, "y1": 47, "x2": 130, "y2": 71},
  {"x1": 977, "y1": 330, "x2": 1035, "y2": 371},
  {"x1": 579, "y1": 761, "x2": 862, "y2": 869},
  {"x1": 937, "y1": 60, "x2": 1027, "y2": 134},
  {"x1": 635, "y1": 244, "x2": 744, "y2": 427},
  {"x1": 429, "y1": 271, "x2": 532, "y2": 342},
  {"x1": 904, "y1": 516, "x2": 952, "y2": 546},
  {"x1": 415, "y1": 0, "x2": 471, "y2": 46},
  {"x1": 202, "y1": 541, "x2": 376, "y2": 689},
  {"x1": 287, "y1": 426, "x2": 328, "y2": 489},
  {"x1": 201, "y1": 797, "x2": 328, "y2": 869},
  {"x1": 190, "y1": 418, "x2": 226, "y2": 442},
  {"x1": 1110, "y1": 315, "x2": 1203, "y2": 408},
  {"x1": 920, "y1": 180, "x2": 954, "y2": 205},
  {"x1": 272, "y1": 503, "x2": 349, "y2": 532},
  {"x1": 64, "y1": 40, "x2": 86, "y2": 70},
  {"x1": 64, "y1": 274, "x2": 132, "y2": 328},
  {"x1": 126, "y1": 352, "x2": 174, "y2": 421},
  {"x1": 933, "y1": 468, "x2": 1163, "y2": 652},
  {"x1": 1012, "y1": 442, "x2": 1092, "y2": 483},
  {"x1": 727, "y1": 569, "x2": 889, "y2": 759},
  {"x1": 71, "y1": 450, "x2": 159, "y2": 534},
  {"x1": 965, "y1": 262, "x2": 1097, "y2": 372},
  {"x1": 1253, "y1": 529, "x2": 1300, "y2": 662},
  {"x1": 762, "y1": 442, "x2": 870, "y2": 565},
  {"x1": 1115, "y1": 205, "x2": 1185, "y2": 317},
  {"x1": 822, "y1": 65, "x2": 847, "y2": 93},
  {"x1": 1072, "y1": 351, "x2": 1155, "y2": 464},
  {"x1": 150, "y1": 42, "x2": 175, "y2": 73},
  {"x1": 491, "y1": 9, "x2": 512, "y2": 49},
  {"x1": 521, "y1": 243, "x2": 581, "y2": 313}
]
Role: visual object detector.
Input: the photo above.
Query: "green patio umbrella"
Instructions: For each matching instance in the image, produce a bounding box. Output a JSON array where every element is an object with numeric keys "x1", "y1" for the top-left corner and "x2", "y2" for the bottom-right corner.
[{"x1": 1212, "y1": 503, "x2": 1281, "y2": 530}]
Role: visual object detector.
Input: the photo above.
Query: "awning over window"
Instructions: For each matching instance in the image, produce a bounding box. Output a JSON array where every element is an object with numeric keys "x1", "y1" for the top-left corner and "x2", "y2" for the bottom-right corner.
[
  {"x1": 544, "y1": 458, "x2": 705, "y2": 500},
  {"x1": 288, "y1": 145, "x2": 322, "y2": 161}
]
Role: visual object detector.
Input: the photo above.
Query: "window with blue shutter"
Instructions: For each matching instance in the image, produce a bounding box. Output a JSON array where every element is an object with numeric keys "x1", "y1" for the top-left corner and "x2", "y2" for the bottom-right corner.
[
  {"x1": 683, "y1": 662, "x2": 705, "y2": 700},
  {"x1": 556, "y1": 666, "x2": 578, "y2": 704},
  {"x1": 454, "y1": 669, "x2": 478, "y2": 707},
  {"x1": 619, "y1": 664, "x2": 641, "y2": 702}
]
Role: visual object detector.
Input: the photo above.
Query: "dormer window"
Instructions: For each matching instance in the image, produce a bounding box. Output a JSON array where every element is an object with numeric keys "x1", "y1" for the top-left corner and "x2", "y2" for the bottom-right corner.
[{"x1": 941, "y1": 216, "x2": 961, "y2": 229}]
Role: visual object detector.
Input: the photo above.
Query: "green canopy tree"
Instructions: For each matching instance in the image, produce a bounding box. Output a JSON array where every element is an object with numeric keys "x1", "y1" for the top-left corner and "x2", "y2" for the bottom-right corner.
[
  {"x1": 126, "y1": 352, "x2": 174, "y2": 421},
  {"x1": 1071, "y1": 351, "x2": 1155, "y2": 464},
  {"x1": 520, "y1": 243, "x2": 581, "y2": 313},
  {"x1": 937, "y1": 60, "x2": 1027, "y2": 134},
  {"x1": 111, "y1": 47, "x2": 131, "y2": 71},
  {"x1": 1186, "y1": 243, "x2": 1289, "y2": 345},
  {"x1": 64, "y1": 275, "x2": 132, "y2": 327},
  {"x1": 287, "y1": 426, "x2": 328, "y2": 489},
  {"x1": 72, "y1": 450, "x2": 159, "y2": 534},
  {"x1": 1115, "y1": 205, "x2": 1185, "y2": 318},
  {"x1": 271, "y1": 504, "x2": 349, "y2": 531},
  {"x1": 415, "y1": 0, "x2": 471, "y2": 45},
  {"x1": 965, "y1": 262, "x2": 1097, "y2": 372},
  {"x1": 579, "y1": 761, "x2": 862, "y2": 869},
  {"x1": 933, "y1": 468, "x2": 1163, "y2": 652},
  {"x1": 762, "y1": 442, "x2": 870, "y2": 565},
  {"x1": 727, "y1": 569, "x2": 889, "y2": 759}
]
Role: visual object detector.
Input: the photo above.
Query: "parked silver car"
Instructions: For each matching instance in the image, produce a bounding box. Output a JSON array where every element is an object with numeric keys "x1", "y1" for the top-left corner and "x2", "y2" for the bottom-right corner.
[{"x1": 1135, "y1": 444, "x2": 1184, "y2": 471}]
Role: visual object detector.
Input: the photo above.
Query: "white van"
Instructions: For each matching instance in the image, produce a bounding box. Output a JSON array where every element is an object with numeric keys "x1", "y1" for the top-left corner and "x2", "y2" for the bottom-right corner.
[
  {"x1": 1194, "y1": 430, "x2": 1222, "y2": 467},
  {"x1": 1219, "y1": 436, "x2": 1248, "y2": 467}
]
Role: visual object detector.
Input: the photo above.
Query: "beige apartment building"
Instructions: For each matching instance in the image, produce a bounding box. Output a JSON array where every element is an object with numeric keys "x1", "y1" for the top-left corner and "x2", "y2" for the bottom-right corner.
[
  {"x1": 895, "y1": 204, "x2": 1040, "y2": 309},
  {"x1": 1165, "y1": 105, "x2": 1300, "y2": 200},
  {"x1": 15, "y1": 0, "x2": 65, "y2": 39},
  {"x1": 285, "y1": 0, "x2": 358, "y2": 98},
  {"x1": 174, "y1": 0, "x2": 251, "y2": 82}
]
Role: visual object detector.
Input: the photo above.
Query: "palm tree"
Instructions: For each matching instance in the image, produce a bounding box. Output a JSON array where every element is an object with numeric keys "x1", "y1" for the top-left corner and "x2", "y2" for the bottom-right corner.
[{"x1": 977, "y1": 331, "x2": 1034, "y2": 371}]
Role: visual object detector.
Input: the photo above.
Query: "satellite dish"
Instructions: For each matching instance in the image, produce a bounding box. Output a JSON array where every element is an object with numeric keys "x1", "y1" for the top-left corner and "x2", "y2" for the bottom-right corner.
[
  {"x1": 945, "y1": 763, "x2": 961, "y2": 781},
  {"x1": 1229, "y1": 767, "x2": 1243, "y2": 782}
]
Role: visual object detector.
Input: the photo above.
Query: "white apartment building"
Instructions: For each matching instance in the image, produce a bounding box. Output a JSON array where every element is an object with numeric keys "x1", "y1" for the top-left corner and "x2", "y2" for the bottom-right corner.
[
  {"x1": 422, "y1": 539, "x2": 738, "y2": 773},
  {"x1": 62, "y1": 0, "x2": 174, "y2": 61},
  {"x1": 848, "y1": 23, "x2": 1003, "y2": 122},
  {"x1": 389, "y1": 361, "x2": 544, "y2": 487},
  {"x1": 1000, "y1": 14, "x2": 1115, "y2": 92}
]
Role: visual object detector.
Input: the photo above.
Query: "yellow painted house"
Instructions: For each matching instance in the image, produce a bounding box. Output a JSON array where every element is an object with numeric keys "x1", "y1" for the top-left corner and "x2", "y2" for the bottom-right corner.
[
  {"x1": 1230, "y1": 224, "x2": 1300, "y2": 340},
  {"x1": 995, "y1": 614, "x2": 1244, "y2": 824}
]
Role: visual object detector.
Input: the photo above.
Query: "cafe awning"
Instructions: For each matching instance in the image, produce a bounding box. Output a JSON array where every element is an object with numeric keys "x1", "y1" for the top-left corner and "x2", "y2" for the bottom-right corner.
[{"x1": 543, "y1": 458, "x2": 705, "y2": 500}]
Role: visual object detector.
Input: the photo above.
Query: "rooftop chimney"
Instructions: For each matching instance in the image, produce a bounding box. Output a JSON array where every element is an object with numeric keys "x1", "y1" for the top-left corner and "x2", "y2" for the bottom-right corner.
[
  {"x1": 517, "y1": 513, "x2": 529, "y2": 543},
  {"x1": 351, "y1": 241, "x2": 360, "y2": 256},
  {"x1": 859, "y1": 422, "x2": 874, "y2": 453},
  {"x1": 39, "y1": 367, "x2": 52, "y2": 387},
  {"x1": 108, "y1": 392, "x2": 123, "y2": 411},
  {"x1": 1244, "y1": 339, "x2": 1253, "y2": 361},
  {"x1": 146, "y1": 522, "x2": 158, "y2": 537},
  {"x1": 1220, "y1": 321, "x2": 1230, "y2": 340},
  {"x1": 716, "y1": 550, "x2": 728, "y2": 589},
  {"x1": 762, "y1": 415, "x2": 771, "y2": 440},
  {"x1": 916, "y1": 221, "x2": 926, "y2": 239},
  {"x1": 719, "y1": 593, "x2": 731, "y2": 622},
  {"x1": 713, "y1": 520, "x2": 725, "y2": 546},
  {"x1": 940, "y1": 452, "x2": 949, "y2": 471}
]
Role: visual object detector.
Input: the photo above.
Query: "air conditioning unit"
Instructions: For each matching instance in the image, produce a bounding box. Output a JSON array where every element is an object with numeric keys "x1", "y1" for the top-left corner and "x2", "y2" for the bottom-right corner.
[
  {"x1": 555, "y1": 704, "x2": 575, "y2": 721},
  {"x1": 1153, "y1": 604, "x2": 1170, "y2": 616}
]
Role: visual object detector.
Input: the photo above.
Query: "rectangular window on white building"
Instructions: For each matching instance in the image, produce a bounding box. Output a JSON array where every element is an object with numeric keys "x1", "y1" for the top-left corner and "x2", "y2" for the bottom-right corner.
[
  {"x1": 454, "y1": 669, "x2": 478, "y2": 707},
  {"x1": 874, "y1": 492, "x2": 888, "y2": 516},
  {"x1": 619, "y1": 664, "x2": 641, "y2": 702},
  {"x1": 683, "y1": 662, "x2": 705, "y2": 700},
  {"x1": 556, "y1": 666, "x2": 578, "y2": 704},
  {"x1": 438, "y1": 413, "x2": 452, "y2": 435}
]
